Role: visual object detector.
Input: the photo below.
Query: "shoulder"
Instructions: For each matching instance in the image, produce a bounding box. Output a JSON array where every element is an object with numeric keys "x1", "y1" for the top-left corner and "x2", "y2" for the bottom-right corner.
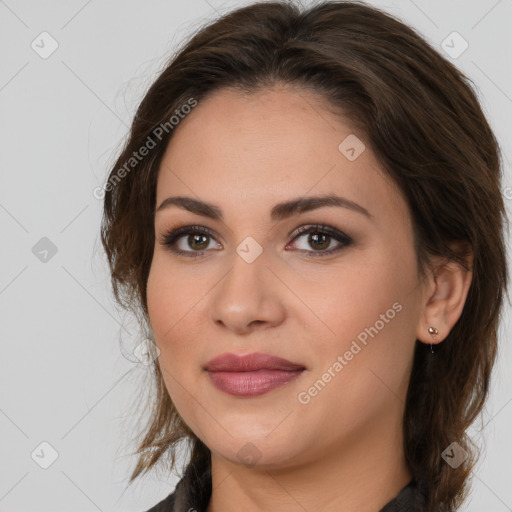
[
  {"x1": 142, "y1": 490, "x2": 177, "y2": 512},
  {"x1": 379, "y1": 479, "x2": 428, "y2": 512}
]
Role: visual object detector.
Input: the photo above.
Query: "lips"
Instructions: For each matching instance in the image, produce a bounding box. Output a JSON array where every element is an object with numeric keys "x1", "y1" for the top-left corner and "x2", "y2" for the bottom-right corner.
[
  {"x1": 204, "y1": 352, "x2": 306, "y2": 397},
  {"x1": 204, "y1": 352, "x2": 305, "y2": 372}
]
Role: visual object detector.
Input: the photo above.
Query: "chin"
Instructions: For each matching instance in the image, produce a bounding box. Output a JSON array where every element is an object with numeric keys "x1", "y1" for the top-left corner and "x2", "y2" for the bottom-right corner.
[{"x1": 204, "y1": 427, "x2": 310, "y2": 470}]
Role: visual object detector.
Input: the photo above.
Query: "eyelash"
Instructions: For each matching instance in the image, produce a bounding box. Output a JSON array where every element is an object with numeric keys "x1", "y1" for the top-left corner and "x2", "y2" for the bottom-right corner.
[{"x1": 158, "y1": 224, "x2": 353, "y2": 259}]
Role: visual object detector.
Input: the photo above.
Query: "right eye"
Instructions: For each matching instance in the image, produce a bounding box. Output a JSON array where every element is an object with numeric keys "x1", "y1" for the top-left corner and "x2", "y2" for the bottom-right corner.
[{"x1": 159, "y1": 225, "x2": 221, "y2": 258}]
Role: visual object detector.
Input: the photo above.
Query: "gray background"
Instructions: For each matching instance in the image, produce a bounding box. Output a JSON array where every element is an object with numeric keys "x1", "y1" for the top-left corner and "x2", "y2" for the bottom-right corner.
[{"x1": 0, "y1": 0, "x2": 511, "y2": 510}]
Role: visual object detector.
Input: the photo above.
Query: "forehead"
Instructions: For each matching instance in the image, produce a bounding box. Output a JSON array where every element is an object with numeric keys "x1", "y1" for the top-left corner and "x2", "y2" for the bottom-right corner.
[{"x1": 156, "y1": 86, "x2": 407, "y2": 226}]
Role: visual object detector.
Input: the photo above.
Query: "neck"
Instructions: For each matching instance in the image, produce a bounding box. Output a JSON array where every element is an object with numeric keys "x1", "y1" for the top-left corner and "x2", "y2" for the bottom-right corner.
[{"x1": 206, "y1": 412, "x2": 411, "y2": 512}]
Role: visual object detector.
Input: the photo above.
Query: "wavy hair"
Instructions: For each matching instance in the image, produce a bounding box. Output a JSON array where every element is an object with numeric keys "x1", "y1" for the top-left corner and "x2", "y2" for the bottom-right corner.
[{"x1": 100, "y1": 2, "x2": 509, "y2": 510}]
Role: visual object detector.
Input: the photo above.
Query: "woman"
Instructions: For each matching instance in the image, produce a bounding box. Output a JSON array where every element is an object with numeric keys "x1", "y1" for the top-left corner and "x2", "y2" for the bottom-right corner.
[{"x1": 100, "y1": 1, "x2": 508, "y2": 511}]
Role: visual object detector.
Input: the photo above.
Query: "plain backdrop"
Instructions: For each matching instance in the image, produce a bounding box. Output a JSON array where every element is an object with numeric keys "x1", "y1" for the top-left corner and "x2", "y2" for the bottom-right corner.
[{"x1": 0, "y1": 0, "x2": 511, "y2": 511}]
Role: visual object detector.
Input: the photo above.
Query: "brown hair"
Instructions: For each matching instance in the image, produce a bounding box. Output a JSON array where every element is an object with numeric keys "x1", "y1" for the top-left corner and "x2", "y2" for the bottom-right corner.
[{"x1": 100, "y1": 1, "x2": 508, "y2": 510}]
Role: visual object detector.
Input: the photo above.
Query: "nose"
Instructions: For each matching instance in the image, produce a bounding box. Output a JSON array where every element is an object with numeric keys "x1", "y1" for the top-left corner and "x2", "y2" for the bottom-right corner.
[{"x1": 209, "y1": 248, "x2": 287, "y2": 335}]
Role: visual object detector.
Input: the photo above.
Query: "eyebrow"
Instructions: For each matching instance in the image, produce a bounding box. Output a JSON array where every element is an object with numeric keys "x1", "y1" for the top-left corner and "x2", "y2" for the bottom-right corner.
[{"x1": 155, "y1": 194, "x2": 371, "y2": 221}]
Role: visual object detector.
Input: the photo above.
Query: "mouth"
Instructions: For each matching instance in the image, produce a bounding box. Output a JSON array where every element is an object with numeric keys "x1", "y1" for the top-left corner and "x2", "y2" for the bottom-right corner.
[
  {"x1": 204, "y1": 352, "x2": 305, "y2": 372},
  {"x1": 204, "y1": 352, "x2": 306, "y2": 398},
  {"x1": 206, "y1": 369, "x2": 304, "y2": 397}
]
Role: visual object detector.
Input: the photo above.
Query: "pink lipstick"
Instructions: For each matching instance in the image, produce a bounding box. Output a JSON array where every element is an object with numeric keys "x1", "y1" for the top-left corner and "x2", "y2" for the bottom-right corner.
[{"x1": 204, "y1": 352, "x2": 305, "y2": 397}]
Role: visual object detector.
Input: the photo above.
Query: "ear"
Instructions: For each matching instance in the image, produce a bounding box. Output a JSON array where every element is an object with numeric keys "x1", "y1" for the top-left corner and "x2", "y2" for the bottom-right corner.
[{"x1": 416, "y1": 243, "x2": 473, "y2": 345}]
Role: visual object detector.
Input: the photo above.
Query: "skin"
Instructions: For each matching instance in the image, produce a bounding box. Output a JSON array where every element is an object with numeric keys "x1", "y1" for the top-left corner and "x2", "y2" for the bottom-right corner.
[{"x1": 146, "y1": 84, "x2": 472, "y2": 512}]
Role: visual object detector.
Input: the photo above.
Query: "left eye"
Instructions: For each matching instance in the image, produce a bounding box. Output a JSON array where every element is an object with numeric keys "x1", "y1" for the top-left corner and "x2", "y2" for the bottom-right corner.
[
  {"x1": 287, "y1": 225, "x2": 353, "y2": 256},
  {"x1": 159, "y1": 224, "x2": 353, "y2": 258}
]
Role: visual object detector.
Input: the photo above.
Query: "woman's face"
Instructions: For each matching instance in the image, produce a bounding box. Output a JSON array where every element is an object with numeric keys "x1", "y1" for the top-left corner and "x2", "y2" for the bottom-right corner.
[{"x1": 147, "y1": 85, "x2": 427, "y2": 469}]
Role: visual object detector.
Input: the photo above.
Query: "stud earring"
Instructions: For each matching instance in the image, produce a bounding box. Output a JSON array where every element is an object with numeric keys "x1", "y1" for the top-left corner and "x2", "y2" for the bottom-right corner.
[{"x1": 428, "y1": 326, "x2": 438, "y2": 353}]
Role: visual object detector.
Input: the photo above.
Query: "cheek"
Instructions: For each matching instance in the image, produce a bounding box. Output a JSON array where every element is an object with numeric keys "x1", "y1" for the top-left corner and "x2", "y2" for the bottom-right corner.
[
  {"x1": 305, "y1": 246, "x2": 421, "y2": 399},
  {"x1": 315, "y1": 249, "x2": 417, "y2": 342},
  {"x1": 146, "y1": 258, "x2": 189, "y2": 370},
  {"x1": 295, "y1": 274, "x2": 418, "y2": 436},
  {"x1": 146, "y1": 253, "x2": 198, "y2": 339},
  {"x1": 146, "y1": 255, "x2": 208, "y2": 383},
  {"x1": 146, "y1": 260, "x2": 170, "y2": 344}
]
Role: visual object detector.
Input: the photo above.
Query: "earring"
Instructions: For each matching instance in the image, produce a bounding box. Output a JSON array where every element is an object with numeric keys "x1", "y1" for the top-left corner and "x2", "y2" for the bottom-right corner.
[{"x1": 428, "y1": 326, "x2": 438, "y2": 353}]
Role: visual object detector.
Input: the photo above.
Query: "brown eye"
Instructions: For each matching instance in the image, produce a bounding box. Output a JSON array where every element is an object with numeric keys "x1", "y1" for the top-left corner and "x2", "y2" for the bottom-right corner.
[
  {"x1": 307, "y1": 232, "x2": 331, "y2": 251},
  {"x1": 159, "y1": 226, "x2": 220, "y2": 258},
  {"x1": 186, "y1": 233, "x2": 210, "y2": 251},
  {"x1": 288, "y1": 225, "x2": 353, "y2": 257}
]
